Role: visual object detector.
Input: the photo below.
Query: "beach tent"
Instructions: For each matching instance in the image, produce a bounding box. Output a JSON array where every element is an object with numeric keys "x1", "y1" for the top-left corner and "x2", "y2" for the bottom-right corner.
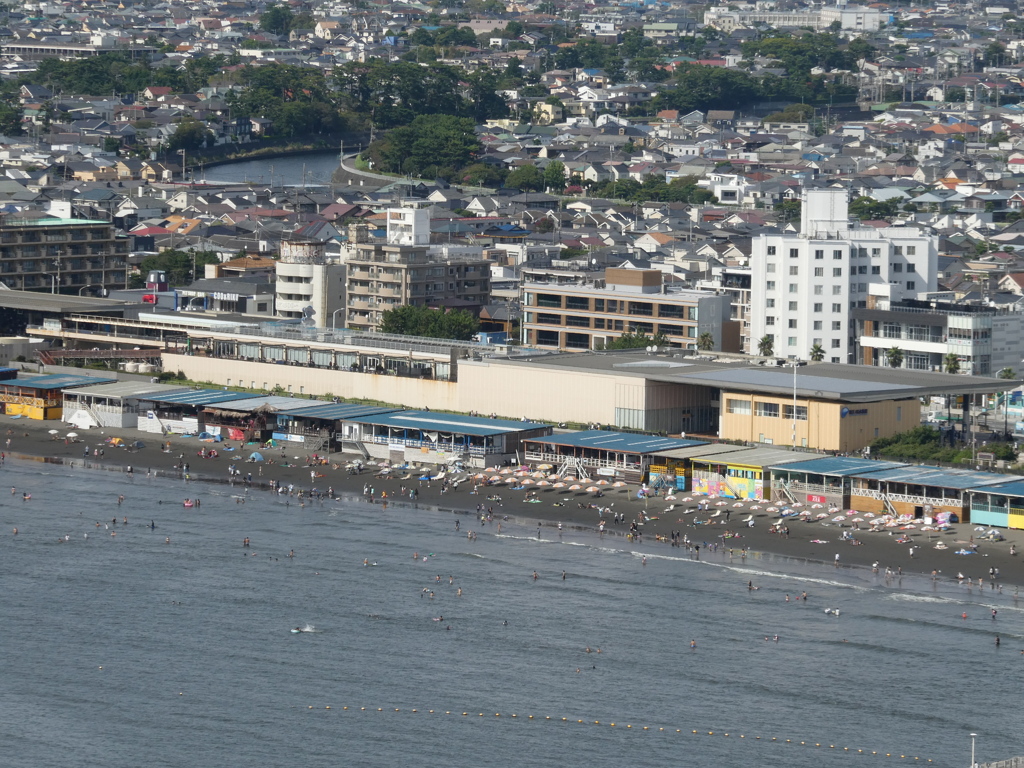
[{"x1": 248, "y1": 452, "x2": 265, "y2": 462}]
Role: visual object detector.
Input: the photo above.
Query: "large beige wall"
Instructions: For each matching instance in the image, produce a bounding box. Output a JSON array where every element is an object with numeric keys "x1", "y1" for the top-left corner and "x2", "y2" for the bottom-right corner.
[
  {"x1": 457, "y1": 359, "x2": 630, "y2": 424},
  {"x1": 164, "y1": 354, "x2": 461, "y2": 411}
]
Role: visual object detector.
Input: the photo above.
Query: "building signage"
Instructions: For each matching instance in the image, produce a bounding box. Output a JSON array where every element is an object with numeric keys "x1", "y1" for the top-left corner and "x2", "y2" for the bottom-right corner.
[
  {"x1": 840, "y1": 407, "x2": 868, "y2": 418},
  {"x1": 807, "y1": 494, "x2": 827, "y2": 503}
]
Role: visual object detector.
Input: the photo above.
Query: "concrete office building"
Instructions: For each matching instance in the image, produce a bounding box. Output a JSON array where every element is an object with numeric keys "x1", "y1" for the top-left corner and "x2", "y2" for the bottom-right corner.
[
  {"x1": 749, "y1": 190, "x2": 937, "y2": 362},
  {"x1": 522, "y1": 267, "x2": 737, "y2": 351},
  {"x1": 857, "y1": 297, "x2": 1024, "y2": 376}
]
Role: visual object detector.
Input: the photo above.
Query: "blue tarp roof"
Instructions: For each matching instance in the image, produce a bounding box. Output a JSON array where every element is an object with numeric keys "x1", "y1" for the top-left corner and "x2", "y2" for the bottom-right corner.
[
  {"x1": 139, "y1": 389, "x2": 253, "y2": 406},
  {"x1": 205, "y1": 395, "x2": 313, "y2": 412},
  {"x1": 852, "y1": 466, "x2": 1009, "y2": 490},
  {"x1": 0, "y1": 373, "x2": 116, "y2": 391},
  {"x1": 279, "y1": 403, "x2": 402, "y2": 421},
  {"x1": 768, "y1": 457, "x2": 908, "y2": 476},
  {"x1": 526, "y1": 430, "x2": 705, "y2": 454},
  {"x1": 970, "y1": 480, "x2": 1024, "y2": 498},
  {"x1": 348, "y1": 410, "x2": 549, "y2": 437}
]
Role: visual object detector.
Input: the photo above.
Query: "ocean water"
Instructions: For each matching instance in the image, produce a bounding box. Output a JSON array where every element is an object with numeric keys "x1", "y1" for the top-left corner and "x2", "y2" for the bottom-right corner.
[{"x1": 0, "y1": 458, "x2": 1017, "y2": 768}]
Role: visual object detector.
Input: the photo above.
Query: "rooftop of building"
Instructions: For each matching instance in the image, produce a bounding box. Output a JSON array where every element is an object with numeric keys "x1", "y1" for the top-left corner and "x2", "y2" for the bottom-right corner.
[
  {"x1": 524, "y1": 429, "x2": 706, "y2": 454},
  {"x1": 495, "y1": 350, "x2": 1016, "y2": 403}
]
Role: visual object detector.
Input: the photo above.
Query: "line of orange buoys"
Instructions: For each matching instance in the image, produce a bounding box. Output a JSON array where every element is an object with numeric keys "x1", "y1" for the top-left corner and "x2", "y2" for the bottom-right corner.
[{"x1": 296, "y1": 706, "x2": 935, "y2": 762}]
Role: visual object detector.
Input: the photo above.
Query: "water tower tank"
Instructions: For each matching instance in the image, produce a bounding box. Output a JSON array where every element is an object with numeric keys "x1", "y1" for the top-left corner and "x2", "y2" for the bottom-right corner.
[{"x1": 125, "y1": 362, "x2": 140, "y2": 373}]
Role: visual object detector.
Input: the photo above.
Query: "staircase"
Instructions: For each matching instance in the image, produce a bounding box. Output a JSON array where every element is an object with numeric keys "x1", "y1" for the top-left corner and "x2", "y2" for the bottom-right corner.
[
  {"x1": 775, "y1": 480, "x2": 797, "y2": 505},
  {"x1": 557, "y1": 458, "x2": 591, "y2": 482}
]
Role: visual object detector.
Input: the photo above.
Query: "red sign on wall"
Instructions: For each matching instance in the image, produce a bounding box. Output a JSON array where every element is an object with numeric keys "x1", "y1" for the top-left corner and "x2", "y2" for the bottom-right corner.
[{"x1": 807, "y1": 494, "x2": 826, "y2": 503}]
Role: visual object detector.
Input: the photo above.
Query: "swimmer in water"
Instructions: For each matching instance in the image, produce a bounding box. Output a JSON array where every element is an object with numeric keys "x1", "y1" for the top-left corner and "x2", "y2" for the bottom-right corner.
[{"x1": 502, "y1": 620, "x2": 508, "y2": 626}]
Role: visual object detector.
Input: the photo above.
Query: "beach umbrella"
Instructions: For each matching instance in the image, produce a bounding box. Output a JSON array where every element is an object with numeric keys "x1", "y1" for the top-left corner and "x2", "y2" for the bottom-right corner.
[
  {"x1": 715, "y1": 501, "x2": 728, "y2": 506},
  {"x1": 749, "y1": 505, "x2": 761, "y2": 511},
  {"x1": 536, "y1": 480, "x2": 551, "y2": 487},
  {"x1": 811, "y1": 503, "x2": 823, "y2": 509},
  {"x1": 569, "y1": 484, "x2": 582, "y2": 491},
  {"x1": 733, "y1": 502, "x2": 744, "y2": 507},
  {"x1": 586, "y1": 486, "x2": 600, "y2": 493},
  {"x1": 563, "y1": 476, "x2": 577, "y2": 482},
  {"x1": 596, "y1": 479, "x2": 609, "y2": 485},
  {"x1": 832, "y1": 515, "x2": 846, "y2": 523},
  {"x1": 48, "y1": 429, "x2": 59, "y2": 435},
  {"x1": 500, "y1": 468, "x2": 513, "y2": 475},
  {"x1": 612, "y1": 481, "x2": 626, "y2": 488},
  {"x1": 815, "y1": 513, "x2": 828, "y2": 519},
  {"x1": 520, "y1": 479, "x2": 534, "y2": 485},
  {"x1": 537, "y1": 464, "x2": 553, "y2": 470},
  {"x1": 547, "y1": 473, "x2": 560, "y2": 480},
  {"x1": 552, "y1": 482, "x2": 566, "y2": 488},
  {"x1": 851, "y1": 517, "x2": 864, "y2": 523},
  {"x1": 66, "y1": 432, "x2": 79, "y2": 439},
  {"x1": 666, "y1": 495, "x2": 676, "y2": 501},
  {"x1": 532, "y1": 471, "x2": 546, "y2": 478}
]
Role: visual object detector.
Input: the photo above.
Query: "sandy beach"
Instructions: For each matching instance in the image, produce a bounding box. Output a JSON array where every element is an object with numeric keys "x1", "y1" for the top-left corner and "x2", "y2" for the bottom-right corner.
[{"x1": 5, "y1": 417, "x2": 1024, "y2": 590}]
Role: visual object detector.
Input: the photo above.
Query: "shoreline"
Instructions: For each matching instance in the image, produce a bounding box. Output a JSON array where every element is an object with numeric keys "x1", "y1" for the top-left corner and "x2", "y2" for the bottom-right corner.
[{"x1": 6, "y1": 417, "x2": 1024, "y2": 589}]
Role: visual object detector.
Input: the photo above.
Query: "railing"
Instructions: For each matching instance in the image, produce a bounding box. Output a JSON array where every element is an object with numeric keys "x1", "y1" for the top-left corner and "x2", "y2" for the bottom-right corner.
[
  {"x1": 851, "y1": 488, "x2": 953, "y2": 507},
  {"x1": 524, "y1": 449, "x2": 642, "y2": 471},
  {"x1": 368, "y1": 435, "x2": 494, "y2": 455}
]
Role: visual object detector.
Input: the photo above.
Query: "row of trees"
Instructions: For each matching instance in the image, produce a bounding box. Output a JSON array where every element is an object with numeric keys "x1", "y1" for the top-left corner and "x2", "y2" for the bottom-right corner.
[{"x1": 378, "y1": 305, "x2": 479, "y2": 340}]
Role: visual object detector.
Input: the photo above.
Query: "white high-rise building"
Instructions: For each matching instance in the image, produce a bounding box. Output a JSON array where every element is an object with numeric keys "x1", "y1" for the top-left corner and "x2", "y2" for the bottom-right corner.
[{"x1": 749, "y1": 189, "x2": 938, "y2": 363}]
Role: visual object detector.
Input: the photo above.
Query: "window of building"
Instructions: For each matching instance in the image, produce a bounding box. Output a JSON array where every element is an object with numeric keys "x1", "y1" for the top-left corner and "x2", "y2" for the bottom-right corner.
[
  {"x1": 896, "y1": 406, "x2": 902, "y2": 422},
  {"x1": 607, "y1": 300, "x2": 618, "y2": 312},
  {"x1": 783, "y1": 404, "x2": 808, "y2": 421},
  {"x1": 872, "y1": 248, "x2": 881, "y2": 257},
  {"x1": 788, "y1": 284, "x2": 798, "y2": 293},
  {"x1": 832, "y1": 303, "x2": 842, "y2": 313},
  {"x1": 565, "y1": 296, "x2": 589, "y2": 311},
  {"x1": 833, "y1": 267, "x2": 842, "y2": 277},
  {"x1": 833, "y1": 250, "x2": 843, "y2": 259},
  {"x1": 892, "y1": 263, "x2": 903, "y2": 273},
  {"x1": 788, "y1": 319, "x2": 797, "y2": 328},
  {"x1": 814, "y1": 302, "x2": 822, "y2": 312},
  {"x1": 788, "y1": 301, "x2": 798, "y2": 311},
  {"x1": 755, "y1": 401, "x2": 780, "y2": 418},
  {"x1": 907, "y1": 281, "x2": 916, "y2": 290},
  {"x1": 789, "y1": 248, "x2": 799, "y2": 258},
  {"x1": 594, "y1": 299, "x2": 605, "y2": 311},
  {"x1": 814, "y1": 249, "x2": 824, "y2": 259},
  {"x1": 766, "y1": 281, "x2": 776, "y2": 290},
  {"x1": 832, "y1": 321, "x2": 842, "y2": 331},
  {"x1": 788, "y1": 336, "x2": 797, "y2": 346},
  {"x1": 765, "y1": 316, "x2": 775, "y2": 326},
  {"x1": 857, "y1": 265, "x2": 867, "y2": 274},
  {"x1": 789, "y1": 265, "x2": 799, "y2": 276},
  {"x1": 832, "y1": 285, "x2": 842, "y2": 295},
  {"x1": 813, "y1": 321, "x2": 822, "y2": 330},
  {"x1": 871, "y1": 266, "x2": 880, "y2": 275},
  {"x1": 594, "y1": 318, "x2": 605, "y2": 329},
  {"x1": 813, "y1": 285, "x2": 823, "y2": 295},
  {"x1": 628, "y1": 302, "x2": 653, "y2": 316},
  {"x1": 727, "y1": 399, "x2": 751, "y2": 415},
  {"x1": 814, "y1": 267, "x2": 824, "y2": 278},
  {"x1": 906, "y1": 263, "x2": 915, "y2": 273},
  {"x1": 766, "y1": 299, "x2": 775, "y2": 308},
  {"x1": 831, "y1": 339, "x2": 841, "y2": 348},
  {"x1": 766, "y1": 263, "x2": 776, "y2": 273},
  {"x1": 893, "y1": 245, "x2": 903, "y2": 256},
  {"x1": 613, "y1": 320, "x2": 624, "y2": 331},
  {"x1": 767, "y1": 246, "x2": 776, "y2": 255},
  {"x1": 906, "y1": 246, "x2": 916, "y2": 256}
]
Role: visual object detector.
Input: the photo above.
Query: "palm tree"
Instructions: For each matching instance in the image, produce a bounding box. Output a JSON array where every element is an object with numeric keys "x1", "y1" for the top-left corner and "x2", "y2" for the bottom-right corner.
[
  {"x1": 943, "y1": 353, "x2": 961, "y2": 374},
  {"x1": 757, "y1": 334, "x2": 774, "y2": 357},
  {"x1": 885, "y1": 346, "x2": 903, "y2": 369},
  {"x1": 809, "y1": 343, "x2": 825, "y2": 362},
  {"x1": 998, "y1": 367, "x2": 1016, "y2": 380},
  {"x1": 696, "y1": 332, "x2": 714, "y2": 351}
]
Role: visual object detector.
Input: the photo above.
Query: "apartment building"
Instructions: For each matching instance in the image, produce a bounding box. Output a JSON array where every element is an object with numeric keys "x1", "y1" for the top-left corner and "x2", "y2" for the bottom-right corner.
[
  {"x1": 522, "y1": 267, "x2": 736, "y2": 351},
  {"x1": 344, "y1": 207, "x2": 490, "y2": 332},
  {"x1": 0, "y1": 216, "x2": 129, "y2": 295},
  {"x1": 275, "y1": 239, "x2": 345, "y2": 325},
  {"x1": 856, "y1": 297, "x2": 1024, "y2": 376},
  {"x1": 749, "y1": 190, "x2": 937, "y2": 362}
]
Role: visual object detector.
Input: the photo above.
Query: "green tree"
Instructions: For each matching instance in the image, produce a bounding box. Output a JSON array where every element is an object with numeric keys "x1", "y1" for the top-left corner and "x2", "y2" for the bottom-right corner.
[
  {"x1": 506, "y1": 164, "x2": 544, "y2": 192},
  {"x1": 809, "y1": 343, "x2": 825, "y2": 362},
  {"x1": 757, "y1": 335, "x2": 774, "y2": 357},
  {"x1": 259, "y1": 4, "x2": 294, "y2": 35},
  {"x1": 370, "y1": 114, "x2": 481, "y2": 179},
  {"x1": 166, "y1": 119, "x2": 213, "y2": 151},
  {"x1": 849, "y1": 195, "x2": 899, "y2": 220},
  {"x1": 774, "y1": 198, "x2": 801, "y2": 222},
  {"x1": 886, "y1": 346, "x2": 904, "y2": 369},
  {"x1": 605, "y1": 331, "x2": 669, "y2": 349},
  {"x1": 999, "y1": 367, "x2": 1017, "y2": 379},
  {"x1": 543, "y1": 160, "x2": 566, "y2": 191},
  {"x1": 944, "y1": 353, "x2": 961, "y2": 374},
  {"x1": 696, "y1": 332, "x2": 714, "y2": 351},
  {"x1": 378, "y1": 305, "x2": 479, "y2": 340}
]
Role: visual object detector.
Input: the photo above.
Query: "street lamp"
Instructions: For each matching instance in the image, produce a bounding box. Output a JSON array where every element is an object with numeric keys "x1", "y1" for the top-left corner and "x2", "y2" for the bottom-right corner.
[
  {"x1": 331, "y1": 307, "x2": 344, "y2": 332},
  {"x1": 78, "y1": 284, "x2": 104, "y2": 296},
  {"x1": 970, "y1": 732, "x2": 977, "y2": 768}
]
